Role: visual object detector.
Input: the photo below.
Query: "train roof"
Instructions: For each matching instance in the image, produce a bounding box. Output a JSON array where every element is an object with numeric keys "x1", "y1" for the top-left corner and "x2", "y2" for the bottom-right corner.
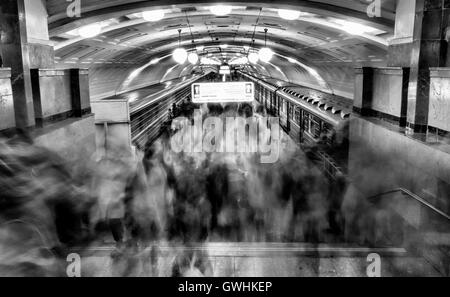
[{"x1": 241, "y1": 72, "x2": 352, "y2": 124}]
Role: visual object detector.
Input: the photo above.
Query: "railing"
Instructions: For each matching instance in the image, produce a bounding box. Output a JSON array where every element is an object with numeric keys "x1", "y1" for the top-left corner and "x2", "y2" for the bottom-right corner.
[
  {"x1": 367, "y1": 187, "x2": 450, "y2": 276},
  {"x1": 313, "y1": 150, "x2": 345, "y2": 180},
  {"x1": 368, "y1": 188, "x2": 450, "y2": 221}
]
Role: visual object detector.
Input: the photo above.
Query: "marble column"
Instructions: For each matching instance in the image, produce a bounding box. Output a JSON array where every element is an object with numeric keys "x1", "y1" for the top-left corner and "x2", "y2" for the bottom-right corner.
[
  {"x1": 0, "y1": 0, "x2": 35, "y2": 128},
  {"x1": 0, "y1": 68, "x2": 16, "y2": 131},
  {"x1": 70, "y1": 69, "x2": 92, "y2": 118},
  {"x1": 353, "y1": 67, "x2": 374, "y2": 116},
  {"x1": 388, "y1": 0, "x2": 450, "y2": 133}
]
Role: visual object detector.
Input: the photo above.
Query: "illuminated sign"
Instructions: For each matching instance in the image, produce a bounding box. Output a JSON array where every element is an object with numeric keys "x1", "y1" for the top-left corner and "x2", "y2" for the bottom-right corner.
[
  {"x1": 192, "y1": 82, "x2": 254, "y2": 103},
  {"x1": 219, "y1": 65, "x2": 231, "y2": 75}
]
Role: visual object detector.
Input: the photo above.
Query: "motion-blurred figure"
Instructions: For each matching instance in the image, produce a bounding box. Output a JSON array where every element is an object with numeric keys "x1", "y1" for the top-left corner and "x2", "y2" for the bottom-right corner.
[{"x1": 0, "y1": 132, "x2": 92, "y2": 276}]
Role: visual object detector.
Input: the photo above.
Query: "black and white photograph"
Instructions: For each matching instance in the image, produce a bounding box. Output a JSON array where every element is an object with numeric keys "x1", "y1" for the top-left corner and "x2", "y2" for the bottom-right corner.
[{"x1": 0, "y1": 0, "x2": 449, "y2": 283}]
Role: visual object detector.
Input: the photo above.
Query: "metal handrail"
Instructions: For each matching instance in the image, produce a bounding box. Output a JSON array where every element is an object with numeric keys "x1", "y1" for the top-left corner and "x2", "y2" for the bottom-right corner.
[{"x1": 368, "y1": 188, "x2": 450, "y2": 221}]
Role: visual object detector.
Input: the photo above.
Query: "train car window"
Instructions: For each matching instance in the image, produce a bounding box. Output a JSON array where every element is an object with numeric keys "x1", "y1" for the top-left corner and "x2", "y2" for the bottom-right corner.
[
  {"x1": 259, "y1": 85, "x2": 263, "y2": 102},
  {"x1": 310, "y1": 115, "x2": 321, "y2": 139},
  {"x1": 294, "y1": 107, "x2": 301, "y2": 124},
  {"x1": 301, "y1": 112, "x2": 321, "y2": 140}
]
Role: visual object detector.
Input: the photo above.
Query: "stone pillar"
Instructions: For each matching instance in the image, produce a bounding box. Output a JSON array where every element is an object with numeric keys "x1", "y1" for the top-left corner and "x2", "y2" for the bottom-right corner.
[
  {"x1": 428, "y1": 68, "x2": 450, "y2": 133},
  {"x1": 408, "y1": 0, "x2": 449, "y2": 132},
  {"x1": 353, "y1": 67, "x2": 373, "y2": 116},
  {"x1": 70, "y1": 69, "x2": 92, "y2": 117},
  {"x1": 23, "y1": 0, "x2": 55, "y2": 69},
  {"x1": 388, "y1": 0, "x2": 449, "y2": 133},
  {"x1": 0, "y1": 0, "x2": 55, "y2": 130},
  {"x1": 0, "y1": 68, "x2": 16, "y2": 132},
  {"x1": 387, "y1": 0, "x2": 417, "y2": 67},
  {"x1": 0, "y1": 0, "x2": 35, "y2": 128}
]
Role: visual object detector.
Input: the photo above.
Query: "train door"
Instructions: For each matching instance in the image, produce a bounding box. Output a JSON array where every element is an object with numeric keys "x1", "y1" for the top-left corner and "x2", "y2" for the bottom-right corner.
[
  {"x1": 259, "y1": 85, "x2": 263, "y2": 103},
  {"x1": 295, "y1": 106, "x2": 303, "y2": 143},
  {"x1": 286, "y1": 101, "x2": 291, "y2": 132},
  {"x1": 264, "y1": 88, "x2": 268, "y2": 109},
  {"x1": 277, "y1": 95, "x2": 281, "y2": 117},
  {"x1": 269, "y1": 91, "x2": 274, "y2": 115}
]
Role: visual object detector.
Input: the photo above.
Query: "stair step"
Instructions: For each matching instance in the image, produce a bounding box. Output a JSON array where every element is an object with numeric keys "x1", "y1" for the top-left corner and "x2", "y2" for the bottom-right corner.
[{"x1": 73, "y1": 242, "x2": 408, "y2": 258}]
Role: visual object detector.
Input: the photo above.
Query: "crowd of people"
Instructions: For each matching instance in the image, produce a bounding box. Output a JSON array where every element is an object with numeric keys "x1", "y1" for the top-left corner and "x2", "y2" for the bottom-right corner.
[{"x1": 0, "y1": 101, "x2": 349, "y2": 277}]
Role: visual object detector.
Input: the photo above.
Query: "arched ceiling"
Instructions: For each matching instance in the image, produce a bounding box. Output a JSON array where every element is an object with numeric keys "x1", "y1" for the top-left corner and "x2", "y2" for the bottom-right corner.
[{"x1": 46, "y1": 0, "x2": 398, "y2": 100}]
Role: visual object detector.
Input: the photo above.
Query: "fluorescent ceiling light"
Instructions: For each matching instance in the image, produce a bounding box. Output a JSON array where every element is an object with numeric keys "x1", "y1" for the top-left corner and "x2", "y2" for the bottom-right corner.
[
  {"x1": 78, "y1": 23, "x2": 102, "y2": 38},
  {"x1": 210, "y1": 5, "x2": 232, "y2": 16},
  {"x1": 200, "y1": 57, "x2": 221, "y2": 65},
  {"x1": 149, "y1": 58, "x2": 160, "y2": 65},
  {"x1": 142, "y1": 10, "x2": 165, "y2": 22},
  {"x1": 230, "y1": 56, "x2": 249, "y2": 65},
  {"x1": 287, "y1": 57, "x2": 296, "y2": 63},
  {"x1": 278, "y1": 9, "x2": 301, "y2": 20},
  {"x1": 220, "y1": 44, "x2": 229, "y2": 49},
  {"x1": 334, "y1": 19, "x2": 378, "y2": 35}
]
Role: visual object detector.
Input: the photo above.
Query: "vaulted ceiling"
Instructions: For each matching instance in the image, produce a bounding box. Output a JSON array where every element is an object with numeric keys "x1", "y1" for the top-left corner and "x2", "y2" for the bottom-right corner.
[{"x1": 46, "y1": 0, "x2": 398, "y2": 100}]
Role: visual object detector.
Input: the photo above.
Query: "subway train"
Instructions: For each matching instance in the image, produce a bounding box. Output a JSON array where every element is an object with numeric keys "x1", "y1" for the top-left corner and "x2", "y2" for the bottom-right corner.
[
  {"x1": 241, "y1": 72, "x2": 352, "y2": 177},
  {"x1": 242, "y1": 72, "x2": 351, "y2": 146}
]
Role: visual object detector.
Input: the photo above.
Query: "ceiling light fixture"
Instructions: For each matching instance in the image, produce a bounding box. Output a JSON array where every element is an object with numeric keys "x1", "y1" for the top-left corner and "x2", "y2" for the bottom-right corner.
[
  {"x1": 287, "y1": 57, "x2": 296, "y2": 63},
  {"x1": 230, "y1": 56, "x2": 249, "y2": 65},
  {"x1": 248, "y1": 52, "x2": 259, "y2": 64},
  {"x1": 259, "y1": 47, "x2": 274, "y2": 62},
  {"x1": 78, "y1": 23, "x2": 102, "y2": 38},
  {"x1": 142, "y1": 10, "x2": 165, "y2": 22},
  {"x1": 173, "y1": 48, "x2": 188, "y2": 64},
  {"x1": 149, "y1": 58, "x2": 161, "y2": 65},
  {"x1": 210, "y1": 5, "x2": 232, "y2": 16},
  {"x1": 188, "y1": 52, "x2": 199, "y2": 64},
  {"x1": 278, "y1": 9, "x2": 301, "y2": 20},
  {"x1": 185, "y1": 12, "x2": 199, "y2": 65},
  {"x1": 334, "y1": 19, "x2": 377, "y2": 35},
  {"x1": 220, "y1": 44, "x2": 229, "y2": 49},
  {"x1": 246, "y1": 7, "x2": 262, "y2": 64},
  {"x1": 258, "y1": 28, "x2": 273, "y2": 62},
  {"x1": 173, "y1": 29, "x2": 187, "y2": 64},
  {"x1": 200, "y1": 57, "x2": 221, "y2": 65}
]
